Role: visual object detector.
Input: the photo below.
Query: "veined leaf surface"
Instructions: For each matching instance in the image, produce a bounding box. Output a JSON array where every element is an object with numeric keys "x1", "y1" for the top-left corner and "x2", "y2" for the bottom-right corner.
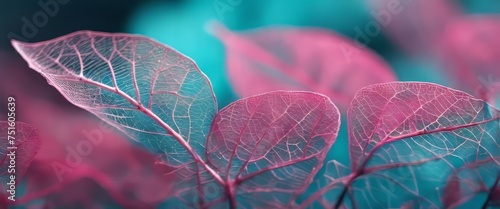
[
  {"x1": 12, "y1": 31, "x2": 217, "y2": 167},
  {"x1": 303, "y1": 82, "x2": 500, "y2": 208},
  {"x1": 206, "y1": 91, "x2": 340, "y2": 208}
]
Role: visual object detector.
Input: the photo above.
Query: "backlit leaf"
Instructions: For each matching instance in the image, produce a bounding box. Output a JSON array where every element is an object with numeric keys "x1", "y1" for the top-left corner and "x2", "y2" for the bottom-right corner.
[
  {"x1": 11, "y1": 31, "x2": 217, "y2": 168},
  {"x1": 303, "y1": 82, "x2": 500, "y2": 208},
  {"x1": 206, "y1": 91, "x2": 340, "y2": 208}
]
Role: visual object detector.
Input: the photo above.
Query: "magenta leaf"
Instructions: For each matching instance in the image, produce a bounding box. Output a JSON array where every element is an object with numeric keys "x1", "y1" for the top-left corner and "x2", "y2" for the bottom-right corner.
[
  {"x1": 11, "y1": 31, "x2": 218, "y2": 169},
  {"x1": 0, "y1": 121, "x2": 41, "y2": 202},
  {"x1": 211, "y1": 23, "x2": 396, "y2": 112},
  {"x1": 369, "y1": 0, "x2": 460, "y2": 54},
  {"x1": 302, "y1": 82, "x2": 500, "y2": 208},
  {"x1": 205, "y1": 91, "x2": 340, "y2": 208},
  {"x1": 440, "y1": 16, "x2": 500, "y2": 106}
]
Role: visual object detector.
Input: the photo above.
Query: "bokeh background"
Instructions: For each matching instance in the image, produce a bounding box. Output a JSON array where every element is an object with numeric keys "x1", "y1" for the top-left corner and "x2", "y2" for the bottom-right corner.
[{"x1": 1, "y1": 0, "x2": 500, "y2": 208}]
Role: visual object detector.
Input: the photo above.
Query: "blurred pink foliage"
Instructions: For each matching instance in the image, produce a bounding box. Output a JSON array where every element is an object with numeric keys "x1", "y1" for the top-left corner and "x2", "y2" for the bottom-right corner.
[
  {"x1": 0, "y1": 121, "x2": 41, "y2": 207},
  {"x1": 370, "y1": 0, "x2": 461, "y2": 54},
  {"x1": 370, "y1": 0, "x2": 500, "y2": 106},
  {"x1": 439, "y1": 16, "x2": 500, "y2": 104},
  {"x1": 4, "y1": 12, "x2": 500, "y2": 206},
  {"x1": 18, "y1": 101, "x2": 174, "y2": 208},
  {"x1": 0, "y1": 52, "x2": 173, "y2": 208},
  {"x1": 212, "y1": 23, "x2": 396, "y2": 112}
]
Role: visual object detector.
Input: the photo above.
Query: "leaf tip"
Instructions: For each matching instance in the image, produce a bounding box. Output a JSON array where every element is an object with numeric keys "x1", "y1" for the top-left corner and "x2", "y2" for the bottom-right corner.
[
  {"x1": 11, "y1": 39, "x2": 29, "y2": 54},
  {"x1": 10, "y1": 39, "x2": 41, "y2": 71}
]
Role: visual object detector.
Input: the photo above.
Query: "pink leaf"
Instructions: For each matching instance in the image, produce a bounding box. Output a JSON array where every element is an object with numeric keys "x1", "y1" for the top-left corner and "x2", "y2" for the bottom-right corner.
[
  {"x1": 302, "y1": 82, "x2": 500, "y2": 208},
  {"x1": 11, "y1": 31, "x2": 218, "y2": 170},
  {"x1": 9, "y1": 31, "x2": 220, "y2": 207},
  {"x1": 10, "y1": 33, "x2": 343, "y2": 208},
  {"x1": 348, "y1": 82, "x2": 499, "y2": 172},
  {"x1": 206, "y1": 91, "x2": 340, "y2": 208},
  {"x1": 0, "y1": 121, "x2": 41, "y2": 203},
  {"x1": 439, "y1": 16, "x2": 500, "y2": 105},
  {"x1": 211, "y1": 23, "x2": 396, "y2": 112},
  {"x1": 1, "y1": 52, "x2": 160, "y2": 207},
  {"x1": 369, "y1": 0, "x2": 461, "y2": 54}
]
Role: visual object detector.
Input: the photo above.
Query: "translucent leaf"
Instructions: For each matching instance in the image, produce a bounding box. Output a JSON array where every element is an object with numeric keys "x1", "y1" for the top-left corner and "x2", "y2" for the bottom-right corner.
[
  {"x1": 303, "y1": 82, "x2": 500, "y2": 208},
  {"x1": 11, "y1": 31, "x2": 217, "y2": 169},
  {"x1": 11, "y1": 32, "x2": 344, "y2": 208},
  {"x1": 206, "y1": 91, "x2": 340, "y2": 208},
  {"x1": 211, "y1": 24, "x2": 396, "y2": 112},
  {"x1": 439, "y1": 16, "x2": 500, "y2": 106}
]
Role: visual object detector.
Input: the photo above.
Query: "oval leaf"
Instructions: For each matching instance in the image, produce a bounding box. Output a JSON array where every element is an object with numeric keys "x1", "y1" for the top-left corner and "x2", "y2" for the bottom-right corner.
[
  {"x1": 212, "y1": 24, "x2": 396, "y2": 112},
  {"x1": 11, "y1": 31, "x2": 217, "y2": 167},
  {"x1": 347, "y1": 82, "x2": 500, "y2": 208},
  {"x1": 440, "y1": 16, "x2": 500, "y2": 105},
  {"x1": 303, "y1": 82, "x2": 500, "y2": 208},
  {"x1": 206, "y1": 91, "x2": 340, "y2": 208}
]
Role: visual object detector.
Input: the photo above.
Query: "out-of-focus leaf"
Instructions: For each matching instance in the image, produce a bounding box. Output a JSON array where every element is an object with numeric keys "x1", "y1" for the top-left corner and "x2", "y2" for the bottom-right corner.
[
  {"x1": 0, "y1": 122, "x2": 40, "y2": 183},
  {"x1": 0, "y1": 122, "x2": 41, "y2": 203},
  {"x1": 205, "y1": 91, "x2": 340, "y2": 208},
  {"x1": 439, "y1": 16, "x2": 500, "y2": 106},
  {"x1": 212, "y1": 24, "x2": 395, "y2": 112},
  {"x1": 368, "y1": 0, "x2": 460, "y2": 54},
  {"x1": 302, "y1": 82, "x2": 500, "y2": 208},
  {"x1": 6, "y1": 98, "x2": 174, "y2": 208}
]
